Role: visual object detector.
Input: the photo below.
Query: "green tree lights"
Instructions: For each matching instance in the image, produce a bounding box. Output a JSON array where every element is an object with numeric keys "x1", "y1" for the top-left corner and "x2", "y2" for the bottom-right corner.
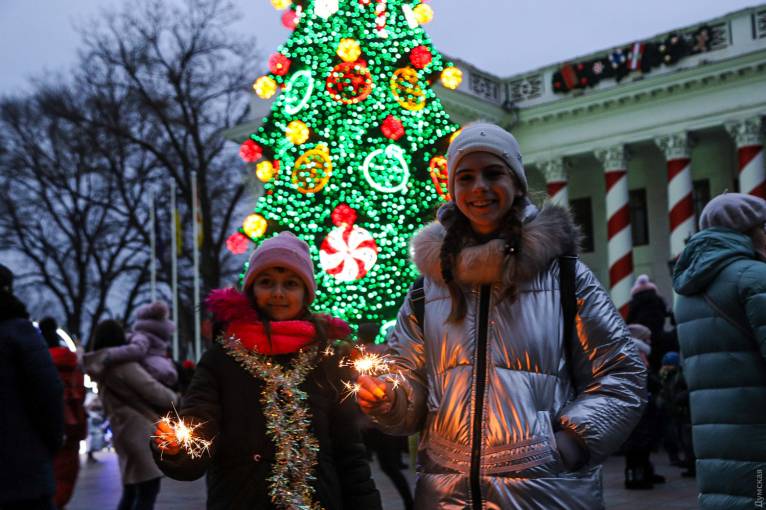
[{"x1": 233, "y1": 0, "x2": 461, "y2": 325}]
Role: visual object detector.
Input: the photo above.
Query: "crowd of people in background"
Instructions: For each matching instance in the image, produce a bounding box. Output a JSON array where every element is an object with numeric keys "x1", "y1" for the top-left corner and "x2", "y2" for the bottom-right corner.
[{"x1": 0, "y1": 130, "x2": 763, "y2": 509}]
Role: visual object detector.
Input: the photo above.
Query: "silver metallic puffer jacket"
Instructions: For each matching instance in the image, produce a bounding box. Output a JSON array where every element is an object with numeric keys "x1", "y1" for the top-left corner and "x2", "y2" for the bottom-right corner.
[{"x1": 373, "y1": 205, "x2": 647, "y2": 510}]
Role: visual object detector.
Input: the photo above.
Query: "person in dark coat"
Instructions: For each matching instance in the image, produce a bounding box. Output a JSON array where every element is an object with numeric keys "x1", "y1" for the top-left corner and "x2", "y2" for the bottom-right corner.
[
  {"x1": 152, "y1": 232, "x2": 381, "y2": 510},
  {"x1": 627, "y1": 274, "x2": 670, "y2": 372},
  {"x1": 0, "y1": 264, "x2": 64, "y2": 510},
  {"x1": 40, "y1": 317, "x2": 87, "y2": 509}
]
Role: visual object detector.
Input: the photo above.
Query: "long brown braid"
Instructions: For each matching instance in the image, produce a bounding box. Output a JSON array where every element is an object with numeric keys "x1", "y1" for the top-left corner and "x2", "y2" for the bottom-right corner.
[{"x1": 438, "y1": 198, "x2": 527, "y2": 322}]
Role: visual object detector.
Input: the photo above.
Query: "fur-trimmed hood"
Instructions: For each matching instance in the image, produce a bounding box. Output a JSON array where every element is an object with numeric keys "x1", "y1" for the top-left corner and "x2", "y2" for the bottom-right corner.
[{"x1": 410, "y1": 204, "x2": 581, "y2": 286}]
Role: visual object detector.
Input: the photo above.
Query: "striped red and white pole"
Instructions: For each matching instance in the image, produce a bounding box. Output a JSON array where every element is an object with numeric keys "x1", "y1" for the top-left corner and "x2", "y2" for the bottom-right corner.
[
  {"x1": 726, "y1": 118, "x2": 765, "y2": 198},
  {"x1": 655, "y1": 133, "x2": 696, "y2": 260},
  {"x1": 596, "y1": 146, "x2": 633, "y2": 318},
  {"x1": 540, "y1": 158, "x2": 569, "y2": 206}
]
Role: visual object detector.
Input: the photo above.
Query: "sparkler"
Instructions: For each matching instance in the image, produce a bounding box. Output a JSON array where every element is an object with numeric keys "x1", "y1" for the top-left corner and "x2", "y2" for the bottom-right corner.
[
  {"x1": 340, "y1": 344, "x2": 395, "y2": 377},
  {"x1": 340, "y1": 344, "x2": 403, "y2": 402},
  {"x1": 153, "y1": 405, "x2": 212, "y2": 459}
]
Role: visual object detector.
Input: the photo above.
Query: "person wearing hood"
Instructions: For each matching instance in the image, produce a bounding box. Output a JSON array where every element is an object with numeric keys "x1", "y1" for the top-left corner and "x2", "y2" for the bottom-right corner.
[
  {"x1": 84, "y1": 319, "x2": 178, "y2": 510},
  {"x1": 0, "y1": 265, "x2": 64, "y2": 510},
  {"x1": 85, "y1": 301, "x2": 178, "y2": 389},
  {"x1": 39, "y1": 317, "x2": 87, "y2": 509},
  {"x1": 672, "y1": 192, "x2": 766, "y2": 510},
  {"x1": 356, "y1": 123, "x2": 647, "y2": 509}
]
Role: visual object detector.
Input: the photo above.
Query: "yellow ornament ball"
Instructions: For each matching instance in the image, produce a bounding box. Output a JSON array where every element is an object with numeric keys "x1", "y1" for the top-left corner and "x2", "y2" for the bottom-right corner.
[
  {"x1": 243, "y1": 213, "x2": 267, "y2": 239},
  {"x1": 336, "y1": 38, "x2": 361, "y2": 63},
  {"x1": 285, "y1": 120, "x2": 310, "y2": 145},
  {"x1": 253, "y1": 76, "x2": 278, "y2": 99},
  {"x1": 413, "y1": 3, "x2": 434, "y2": 24},
  {"x1": 440, "y1": 67, "x2": 463, "y2": 90},
  {"x1": 271, "y1": 0, "x2": 291, "y2": 10},
  {"x1": 256, "y1": 160, "x2": 275, "y2": 182}
]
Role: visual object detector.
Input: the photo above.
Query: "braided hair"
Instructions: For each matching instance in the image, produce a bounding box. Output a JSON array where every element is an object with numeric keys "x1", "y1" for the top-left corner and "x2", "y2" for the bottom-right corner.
[{"x1": 438, "y1": 197, "x2": 526, "y2": 322}]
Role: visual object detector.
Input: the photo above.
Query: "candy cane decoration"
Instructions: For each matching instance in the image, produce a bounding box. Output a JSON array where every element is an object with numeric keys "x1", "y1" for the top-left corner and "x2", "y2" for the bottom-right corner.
[
  {"x1": 726, "y1": 118, "x2": 766, "y2": 199},
  {"x1": 596, "y1": 146, "x2": 633, "y2": 318},
  {"x1": 374, "y1": 0, "x2": 388, "y2": 37},
  {"x1": 655, "y1": 133, "x2": 696, "y2": 260},
  {"x1": 540, "y1": 158, "x2": 569, "y2": 206}
]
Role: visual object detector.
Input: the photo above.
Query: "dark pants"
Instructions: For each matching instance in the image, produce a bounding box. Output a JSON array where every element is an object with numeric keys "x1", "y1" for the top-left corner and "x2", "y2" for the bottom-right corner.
[
  {"x1": 365, "y1": 429, "x2": 414, "y2": 510},
  {"x1": 0, "y1": 497, "x2": 55, "y2": 510},
  {"x1": 117, "y1": 478, "x2": 161, "y2": 510}
]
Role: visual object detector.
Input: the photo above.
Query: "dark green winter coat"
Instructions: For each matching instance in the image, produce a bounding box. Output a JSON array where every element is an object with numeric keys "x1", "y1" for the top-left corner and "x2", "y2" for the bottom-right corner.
[{"x1": 673, "y1": 228, "x2": 766, "y2": 510}]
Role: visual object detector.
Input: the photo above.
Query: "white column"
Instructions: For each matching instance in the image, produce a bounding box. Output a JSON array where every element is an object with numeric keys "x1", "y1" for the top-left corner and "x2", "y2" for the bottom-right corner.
[
  {"x1": 655, "y1": 133, "x2": 696, "y2": 260},
  {"x1": 540, "y1": 158, "x2": 569, "y2": 206},
  {"x1": 725, "y1": 117, "x2": 765, "y2": 199},
  {"x1": 595, "y1": 145, "x2": 633, "y2": 317}
]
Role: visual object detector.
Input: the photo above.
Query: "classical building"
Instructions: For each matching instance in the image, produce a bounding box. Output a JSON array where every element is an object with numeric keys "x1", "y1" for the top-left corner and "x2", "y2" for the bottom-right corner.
[{"x1": 437, "y1": 4, "x2": 766, "y2": 311}]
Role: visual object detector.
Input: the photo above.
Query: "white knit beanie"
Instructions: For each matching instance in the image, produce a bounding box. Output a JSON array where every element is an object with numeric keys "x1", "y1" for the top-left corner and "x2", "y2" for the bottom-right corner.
[{"x1": 446, "y1": 123, "x2": 527, "y2": 197}]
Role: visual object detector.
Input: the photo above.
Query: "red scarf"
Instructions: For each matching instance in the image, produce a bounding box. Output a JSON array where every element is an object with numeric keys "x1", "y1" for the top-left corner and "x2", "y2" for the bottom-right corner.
[{"x1": 205, "y1": 288, "x2": 350, "y2": 356}]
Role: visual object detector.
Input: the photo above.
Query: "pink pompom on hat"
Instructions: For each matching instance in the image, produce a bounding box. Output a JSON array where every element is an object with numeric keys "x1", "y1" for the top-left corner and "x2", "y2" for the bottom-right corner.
[
  {"x1": 630, "y1": 274, "x2": 658, "y2": 296},
  {"x1": 242, "y1": 231, "x2": 317, "y2": 304}
]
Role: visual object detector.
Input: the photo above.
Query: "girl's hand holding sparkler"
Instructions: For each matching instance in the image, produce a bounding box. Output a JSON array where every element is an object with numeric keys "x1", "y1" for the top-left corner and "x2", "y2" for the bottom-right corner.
[
  {"x1": 356, "y1": 375, "x2": 395, "y2": 416},
  {"x1": 153, "y1": 419, "x2": 181, "y2": 456}
]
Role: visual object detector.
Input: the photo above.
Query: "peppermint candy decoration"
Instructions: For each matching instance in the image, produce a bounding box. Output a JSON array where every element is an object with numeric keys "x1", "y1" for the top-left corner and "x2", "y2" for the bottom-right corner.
[{"x1": 319, "y1": 204, "x2": 378, "y2": 282}]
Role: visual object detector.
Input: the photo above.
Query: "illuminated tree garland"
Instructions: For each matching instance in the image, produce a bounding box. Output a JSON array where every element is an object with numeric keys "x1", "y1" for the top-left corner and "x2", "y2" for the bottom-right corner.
[{"x1": 235, "y1": 0, "x2": 461, "y2": 325}]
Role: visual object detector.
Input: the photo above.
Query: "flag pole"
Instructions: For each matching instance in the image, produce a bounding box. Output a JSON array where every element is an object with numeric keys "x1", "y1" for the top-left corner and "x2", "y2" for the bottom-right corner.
[
  {"x1": 149, "y1": 192, "x2": 157, "y2": 302},
  {"x1": 170, "y1": 180, "x2": 179, "y2": 361},
  {"x1": 191, "y1": 171, "x2": 201, "y2": 361}
]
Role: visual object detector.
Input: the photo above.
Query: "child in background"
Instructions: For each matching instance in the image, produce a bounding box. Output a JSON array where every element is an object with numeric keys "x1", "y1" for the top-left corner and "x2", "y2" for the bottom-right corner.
[
  {"x1": 87, "y1": 302, "x2": 177, "y2": 388},
  {"x1": 152, "y1": 232, "x2": 381, "y2": 510}
]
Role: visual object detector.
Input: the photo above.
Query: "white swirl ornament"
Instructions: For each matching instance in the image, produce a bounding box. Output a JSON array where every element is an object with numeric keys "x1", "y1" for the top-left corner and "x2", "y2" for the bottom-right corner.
[{"x1": 362, "y1": 144, "x2": 410, "y2": 194}]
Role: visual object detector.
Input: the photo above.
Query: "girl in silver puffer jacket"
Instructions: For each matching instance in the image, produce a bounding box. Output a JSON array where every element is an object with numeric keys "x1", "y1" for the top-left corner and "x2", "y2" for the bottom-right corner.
[{"x1": 357, "y1": 122, "x2": 647, "y2": 510}]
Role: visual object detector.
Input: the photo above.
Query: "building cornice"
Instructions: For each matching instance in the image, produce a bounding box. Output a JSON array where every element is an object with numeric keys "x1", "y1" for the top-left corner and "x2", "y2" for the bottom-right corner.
[{"x1": 520, "y1": 50, "x2": 766, "y2": 127}]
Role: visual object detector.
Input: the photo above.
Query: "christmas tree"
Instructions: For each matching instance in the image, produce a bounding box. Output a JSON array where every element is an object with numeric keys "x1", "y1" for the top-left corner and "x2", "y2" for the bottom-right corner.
[{"x1": 230, "y1": 0, "x2": 461, "y2": 327}]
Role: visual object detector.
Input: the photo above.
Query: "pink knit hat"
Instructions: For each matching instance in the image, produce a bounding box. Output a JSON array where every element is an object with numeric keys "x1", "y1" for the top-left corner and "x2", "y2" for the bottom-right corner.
[
  {"x1": 242, "y1": 232, "x2": 317, "y2": 303},
  {"x1": 630, "y1": 274, "x2": 658, "y2": 296}
]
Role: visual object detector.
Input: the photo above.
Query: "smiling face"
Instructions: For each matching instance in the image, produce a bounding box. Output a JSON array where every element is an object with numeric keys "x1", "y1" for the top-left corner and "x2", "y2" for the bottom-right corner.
[
  {"x1": 251, "y1": 267, "x2": 307, "y2": 321},
  {"x1": 453, "y1": 151, "x2": 523, "y2": 235}
]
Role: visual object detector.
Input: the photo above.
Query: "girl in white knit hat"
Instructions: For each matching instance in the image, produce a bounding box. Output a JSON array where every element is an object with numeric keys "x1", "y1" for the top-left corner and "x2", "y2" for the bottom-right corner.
[{"x1": 357, "y1": 122, "x2": 647, "y2": 509}]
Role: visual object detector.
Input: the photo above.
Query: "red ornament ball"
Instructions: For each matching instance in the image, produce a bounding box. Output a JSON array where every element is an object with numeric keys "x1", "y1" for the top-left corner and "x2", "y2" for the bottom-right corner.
[
  {"x1": 226, "y1": 232, "x2": 251, "y2": 254},
  {"x1": 281, "y1": 9, "x2": 299, "y2": 29},
  {"x1": 331, "y1": 203, "x2": 358, "y2": 227},
  {"x1": 268, "y1": 53, "x2": 291, "y2": 76},
  {"x1": 239, "y1": 139, "x2": 263, "y2": 163},
  {"x1": 381, "y1": 115, "x2": 405, "y2": 140},
  {"x1": 409, "y1": 45, "x2": 432, "y2": 70}
]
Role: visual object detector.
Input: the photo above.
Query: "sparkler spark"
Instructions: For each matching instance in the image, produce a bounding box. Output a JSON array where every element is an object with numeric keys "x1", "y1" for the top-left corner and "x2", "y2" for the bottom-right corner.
[
  {"x1": 339, "y1": 345, "x2": 394, "y2": 377},
  {"x1": 341, "y1": 380, "x2": 362, "y2": 403},
  {"x1": 153, "y1": 405, "x2": 212, "y2": 459}
]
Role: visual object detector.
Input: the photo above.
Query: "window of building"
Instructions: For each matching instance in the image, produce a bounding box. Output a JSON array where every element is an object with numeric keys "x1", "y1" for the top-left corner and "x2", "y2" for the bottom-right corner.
[
  {"x1": 629, "y1": 188, "x2": 649, "y2": 246},
  {"x1": 693, "y1": 179, "x2": 711, "y2": 225},
  {"x1": 570, "y1": 197, "x2": 594, "y2": 253}
]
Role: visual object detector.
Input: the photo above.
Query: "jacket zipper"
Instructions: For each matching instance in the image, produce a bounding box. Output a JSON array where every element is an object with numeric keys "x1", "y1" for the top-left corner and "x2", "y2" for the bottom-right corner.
[{"x1": 470, "y1": 284, "x2": 491, "y2": 510}]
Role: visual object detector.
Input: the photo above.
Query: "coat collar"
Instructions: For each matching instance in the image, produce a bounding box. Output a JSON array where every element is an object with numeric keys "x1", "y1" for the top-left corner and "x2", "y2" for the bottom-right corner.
[{"x1": 410, "y1": 204, "x2": 581, "y2": 286}]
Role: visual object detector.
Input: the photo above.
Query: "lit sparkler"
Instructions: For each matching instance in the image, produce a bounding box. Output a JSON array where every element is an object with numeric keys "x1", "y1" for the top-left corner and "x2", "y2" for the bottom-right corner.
[
  {"x1": 340, "y1": 344, "x2": 395, "y2": 377},
  {"x1": 153, "y1": 405, "x2": 212, "y2": 459}
]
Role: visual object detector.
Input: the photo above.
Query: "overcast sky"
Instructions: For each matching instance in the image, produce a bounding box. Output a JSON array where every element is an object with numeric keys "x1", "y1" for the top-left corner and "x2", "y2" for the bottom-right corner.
[{"x1": 0, "y1": 0, "x2": 760, "y2": 95}]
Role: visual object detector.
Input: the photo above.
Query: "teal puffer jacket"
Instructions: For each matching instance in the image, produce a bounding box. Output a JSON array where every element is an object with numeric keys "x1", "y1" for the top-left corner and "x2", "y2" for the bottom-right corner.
[{"x1": 673, "y1": 228, "x2": 766, "y2": 510}]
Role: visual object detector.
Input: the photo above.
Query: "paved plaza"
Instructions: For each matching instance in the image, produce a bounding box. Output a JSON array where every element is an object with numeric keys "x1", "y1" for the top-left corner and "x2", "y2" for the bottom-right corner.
[{"x1": 69, "y1": 449, "x2": 698, "y2": 509}]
